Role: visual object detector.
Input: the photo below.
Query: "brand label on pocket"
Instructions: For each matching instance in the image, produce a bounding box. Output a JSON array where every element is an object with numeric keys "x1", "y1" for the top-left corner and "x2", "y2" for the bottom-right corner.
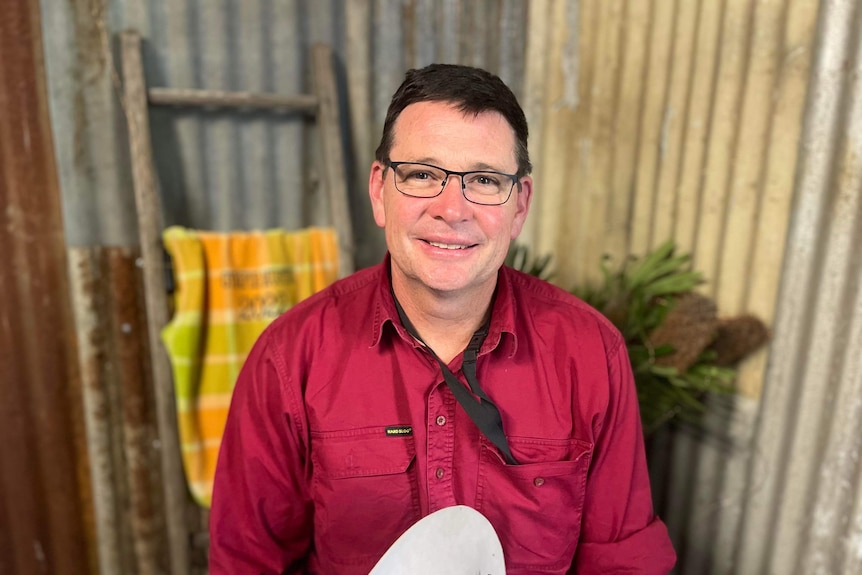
[{"x1": 385, "y1": 425, "x2": 413, "y2": 436}]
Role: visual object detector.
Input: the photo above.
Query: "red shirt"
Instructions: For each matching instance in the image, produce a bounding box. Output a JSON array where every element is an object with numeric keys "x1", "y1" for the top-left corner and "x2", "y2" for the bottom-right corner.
[{"x1": 209, "y1": 257, "x2": 676, "y2": 574}]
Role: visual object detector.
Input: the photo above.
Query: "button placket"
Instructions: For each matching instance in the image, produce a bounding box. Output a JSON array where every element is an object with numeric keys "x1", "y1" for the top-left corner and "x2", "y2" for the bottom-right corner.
[{"x1": 426, "y1": 382, "x2": 456, "y2": 512}]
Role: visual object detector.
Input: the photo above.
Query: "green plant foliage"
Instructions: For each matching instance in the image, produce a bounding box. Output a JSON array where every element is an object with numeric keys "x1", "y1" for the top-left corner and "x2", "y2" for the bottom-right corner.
[
  {"x1": 507, "y1": 241, "x2": 737, "y2": 435},
  {"x1": 505, "y1": 243, "x2": 555, "y2": 281}
]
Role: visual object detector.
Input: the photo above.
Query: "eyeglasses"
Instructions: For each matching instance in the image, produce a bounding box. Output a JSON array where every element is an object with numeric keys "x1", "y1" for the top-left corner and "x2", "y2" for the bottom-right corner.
[{"x1": 386, "y1": 161, "x2": 519, "y2": 206}]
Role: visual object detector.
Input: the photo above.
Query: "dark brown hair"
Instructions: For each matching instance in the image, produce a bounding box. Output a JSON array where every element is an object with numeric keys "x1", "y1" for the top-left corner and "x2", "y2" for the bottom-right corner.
[{"x1": 374, "y1": 64, "x2": 532, "y2": 177}]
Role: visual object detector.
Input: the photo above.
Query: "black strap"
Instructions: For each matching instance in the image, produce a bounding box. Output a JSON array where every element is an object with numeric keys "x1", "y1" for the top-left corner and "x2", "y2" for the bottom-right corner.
[{"x1": 392, "y1": 295, "x2": 518, "y2": 465}]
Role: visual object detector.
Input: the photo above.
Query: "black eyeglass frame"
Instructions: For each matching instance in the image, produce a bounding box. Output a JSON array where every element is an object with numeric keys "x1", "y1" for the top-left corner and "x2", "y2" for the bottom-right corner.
[{"x1": 385, "y1": 160, "x2": 520, "y2": 206}]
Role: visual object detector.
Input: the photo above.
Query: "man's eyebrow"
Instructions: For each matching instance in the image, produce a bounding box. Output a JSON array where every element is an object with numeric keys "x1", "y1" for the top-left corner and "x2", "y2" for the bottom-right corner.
[
  {"x1": 408, "y1": 158, "x2": 512, "y2": 173},
  {"x1": 408, "y1": 156, "x2": 441, "y2": 166},
  {"x1": 470, "y1": 162, "x2": 511, "y2": 173}
]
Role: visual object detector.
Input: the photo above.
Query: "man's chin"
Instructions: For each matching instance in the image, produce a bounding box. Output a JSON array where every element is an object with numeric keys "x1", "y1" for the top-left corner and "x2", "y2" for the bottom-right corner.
[
  {"x1": 399, "y1": 268, "x2": 464, "y2": 293},
  {"x1": 417, "y1": 271, "x2": 488, "y2": 297},
  {"x1": 420, "y1": 278, "x2": 467, "y2": 294}
]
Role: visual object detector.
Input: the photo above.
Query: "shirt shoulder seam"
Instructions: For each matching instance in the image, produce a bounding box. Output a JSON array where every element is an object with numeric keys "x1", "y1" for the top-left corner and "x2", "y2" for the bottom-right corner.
[
  {"x1": 265, "y1": 328, "x2": 308, "y2": 445},
  {"x1": 505, "y1": 267, "x2": 625, "y2": 348}
]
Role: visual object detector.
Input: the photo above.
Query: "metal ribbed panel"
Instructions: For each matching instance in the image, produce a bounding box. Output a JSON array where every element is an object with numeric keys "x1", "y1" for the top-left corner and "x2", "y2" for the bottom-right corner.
[
  {"x1": 667, "y1": 1, "x2": 862, "y2": 572},
  {"x1": 68, "y1": 247, "x2": 164, "y2": 575},
  {"x1": 39, "y1": 2, "x2": 530, "y2": 573},
  {"x1": 42, "y1": 0, "x2": 529, "y2": 269},
  {"x1": 523, "y1": 0, "x2": 815, "y2": 343},
  {"x1": 738, "y1": 1, "x2": 862, "y2": 572},
  {"x1": 523, "y1": 0, "x2": 819, "y2": 399},
  {"x1": 1, "y1": 2, "x2": 96, "y2": 573},
  {"x1": 40, "y1": 2, "x2": 862, "y2": 574},
  {"x1": 522, "y1": 1, "x2": 862, "y2": 574}
]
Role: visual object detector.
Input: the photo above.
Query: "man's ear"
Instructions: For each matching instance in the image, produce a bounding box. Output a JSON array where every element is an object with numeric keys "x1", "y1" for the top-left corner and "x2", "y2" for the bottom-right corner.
[
  {"x1": 368, "y1": 161, "x2": 387, "y2": 229},
  {"x1": 510, "y1": 175, "x2": 533, "y2": 239}
]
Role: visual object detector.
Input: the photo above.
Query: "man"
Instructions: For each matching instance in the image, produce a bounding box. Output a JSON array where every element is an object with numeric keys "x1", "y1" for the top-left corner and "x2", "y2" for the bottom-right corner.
[{"x1": 209, "y1": 64, "x2": 676, "y2": 574}]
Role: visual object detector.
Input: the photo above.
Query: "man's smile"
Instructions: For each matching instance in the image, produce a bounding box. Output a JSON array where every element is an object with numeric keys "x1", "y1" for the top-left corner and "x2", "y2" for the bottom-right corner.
[{"x1": 422, "y1": 239, "x2": 478, "y2": 250}]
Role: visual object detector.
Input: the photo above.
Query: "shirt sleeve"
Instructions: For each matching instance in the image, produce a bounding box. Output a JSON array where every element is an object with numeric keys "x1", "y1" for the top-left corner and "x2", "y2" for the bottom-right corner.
[
  {"x1": 572, "y1": 338, "x2": 677, "y2": 574},
  {"x1": 208, "y1": 328, "x2": 313, "y2": 574}
]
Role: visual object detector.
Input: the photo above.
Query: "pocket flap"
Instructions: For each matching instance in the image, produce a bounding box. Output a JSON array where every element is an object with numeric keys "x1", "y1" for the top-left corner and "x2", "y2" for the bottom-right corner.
[
  {"x1": 312, "y1": 427, "x2": 416, "y2": 479},
  {"x1": 483, "y1": 435, "x2": 593, "y2": 476}
]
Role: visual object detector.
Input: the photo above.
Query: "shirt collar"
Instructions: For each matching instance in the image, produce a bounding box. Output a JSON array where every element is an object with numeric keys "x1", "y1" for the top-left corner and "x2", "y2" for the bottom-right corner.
[
  {"x1": 371, "y1": 253, "x2": 414, "y2": 349},
  {"x1": 487, "y1": 265, "x2": 518, "y2": 358},
  {"x1": 370, "y1": 253, "x2": 518, "y2": 358}
]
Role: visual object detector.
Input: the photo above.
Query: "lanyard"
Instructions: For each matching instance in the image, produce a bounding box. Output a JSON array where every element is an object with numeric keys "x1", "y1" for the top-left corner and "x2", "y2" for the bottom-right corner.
[{"x1": 392, "y1": 293, "x2": 518, "y2": 465}]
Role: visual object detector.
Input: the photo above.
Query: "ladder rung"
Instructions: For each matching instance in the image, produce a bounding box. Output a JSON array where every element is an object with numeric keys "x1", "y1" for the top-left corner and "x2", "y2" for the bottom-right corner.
[{"x1": 148, "y1": 87, "x2": 319, "y2": 113}]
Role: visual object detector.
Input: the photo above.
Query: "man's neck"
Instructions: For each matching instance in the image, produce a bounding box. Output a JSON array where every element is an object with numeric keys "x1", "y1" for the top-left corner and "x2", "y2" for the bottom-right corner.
[{"x1": 392, "y1": 275, "x2": 495, "y2": 364}]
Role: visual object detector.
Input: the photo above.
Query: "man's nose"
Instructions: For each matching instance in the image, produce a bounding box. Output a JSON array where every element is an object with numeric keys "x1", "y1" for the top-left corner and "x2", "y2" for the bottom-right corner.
[
  {"x1": 431, "y1": 174, "x2": 471, "y2": 219},
  {"x1": 441, "y1": 174, "x2": 465, "y2": 195}
]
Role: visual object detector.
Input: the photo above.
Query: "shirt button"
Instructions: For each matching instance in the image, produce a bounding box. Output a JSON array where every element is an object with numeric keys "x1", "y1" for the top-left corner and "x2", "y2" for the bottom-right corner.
[
  {"x1": 533, "y1": 477, "x2": 545, "y2": 487},
  {"x1": 436, "y1": 468, "x2": 445, "y2": 479},
  {"x1": 436, "y1": 415, "x2": 446, "y2": 426}
]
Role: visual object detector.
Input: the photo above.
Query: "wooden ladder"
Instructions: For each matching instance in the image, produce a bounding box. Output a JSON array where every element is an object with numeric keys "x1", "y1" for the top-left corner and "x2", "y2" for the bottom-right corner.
[{"x1": 119, "y1": 29, "x2": 354, "y2": 574}]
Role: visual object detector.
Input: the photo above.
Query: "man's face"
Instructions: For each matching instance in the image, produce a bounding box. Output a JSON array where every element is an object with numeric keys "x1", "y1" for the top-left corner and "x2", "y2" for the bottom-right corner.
[{"x1": 369, "y1": 101, "x2": 532, "y2": 298}]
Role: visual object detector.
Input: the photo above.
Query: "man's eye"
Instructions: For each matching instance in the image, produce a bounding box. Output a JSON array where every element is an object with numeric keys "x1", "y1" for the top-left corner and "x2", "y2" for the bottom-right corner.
[
  {"x1": 404, "y1": 170, "x2": 444, "y2": 183},
  {"x1": 471, "y1": 174, "x2": 501, "y2": 186}
]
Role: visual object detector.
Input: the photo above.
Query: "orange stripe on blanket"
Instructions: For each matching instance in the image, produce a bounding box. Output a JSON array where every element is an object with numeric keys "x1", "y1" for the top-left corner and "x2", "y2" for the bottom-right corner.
[{"x1": 161, "y1": 226, "x2": 339, "y2": 506}]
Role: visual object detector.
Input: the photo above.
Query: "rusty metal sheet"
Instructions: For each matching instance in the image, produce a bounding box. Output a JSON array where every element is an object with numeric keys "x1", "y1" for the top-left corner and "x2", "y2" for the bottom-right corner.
[
  {"x1": 107, "y1": 247, "x2": 165, "y2": 575},
  {"x1": 0, "y1": 0, "x2": 95, "y2": 574},
  {"x1": 70, "y1": 246, "x2": 169, "y2": 575},
  {"x1": 69, "y1": 247, "x2": 127, "y2": 575}
]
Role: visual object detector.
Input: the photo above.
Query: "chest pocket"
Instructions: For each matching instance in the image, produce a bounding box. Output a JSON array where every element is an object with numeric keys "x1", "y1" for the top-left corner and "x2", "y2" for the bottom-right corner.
[
  {"x1": 310, "y1": 427, "x2": 421, "y2": 567},
  {"x1": 476, "y1": 435, "x2": 593, "y2": 573}
]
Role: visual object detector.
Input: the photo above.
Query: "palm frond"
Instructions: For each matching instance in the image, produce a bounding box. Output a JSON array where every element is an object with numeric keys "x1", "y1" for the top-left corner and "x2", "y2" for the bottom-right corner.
[{"x1": 509, "y1": 241, "x2": 740, "y2": 436}]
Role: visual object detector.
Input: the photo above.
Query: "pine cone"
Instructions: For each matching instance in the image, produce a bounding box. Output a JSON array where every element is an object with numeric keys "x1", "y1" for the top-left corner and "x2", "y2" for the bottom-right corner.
[
  {"x1": 648, "y1": 292, "x2": 718, "y2": 372},
  {"x1": 708, "y1": 315, "x2": 770, "y2": 366}
]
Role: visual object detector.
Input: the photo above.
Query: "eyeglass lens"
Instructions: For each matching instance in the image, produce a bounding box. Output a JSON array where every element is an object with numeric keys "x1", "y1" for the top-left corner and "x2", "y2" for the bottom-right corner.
[{"x1": 392, "y1": 163, "x2": 514, "y2": 205}]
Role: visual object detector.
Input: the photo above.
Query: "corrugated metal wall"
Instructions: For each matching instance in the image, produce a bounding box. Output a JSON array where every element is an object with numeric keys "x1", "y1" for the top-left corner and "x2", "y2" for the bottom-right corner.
[
  {"x1": 67, "y1": 247, "x2": 167, "y2": 575},
  {"x1": 1, "y1": 1, "x2": 96, "y2": 573},
  {"x1": 521, "y1": 1, "x2": 862, "y2": 574},
  {"x1": 735, "y1": 0, "x2": 862, "y2": 572},
  {"x1": 39, "y1": 1, "x2": 531, "y2": 573},
  {"x1": 42, "y1": 0, "x2": 528, "y2": 268},
  {"x1": 522, "y1": 0, "x2": 818, "y2": 399},
  {"x1": 33, "y1": 0, "x2": 862, "y2": 573}
]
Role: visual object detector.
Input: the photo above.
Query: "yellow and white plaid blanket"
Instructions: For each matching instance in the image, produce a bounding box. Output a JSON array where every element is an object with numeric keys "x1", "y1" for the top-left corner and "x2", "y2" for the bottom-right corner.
[{"x1": 161, "y1": 226, "x2": 339, "y2": 506}]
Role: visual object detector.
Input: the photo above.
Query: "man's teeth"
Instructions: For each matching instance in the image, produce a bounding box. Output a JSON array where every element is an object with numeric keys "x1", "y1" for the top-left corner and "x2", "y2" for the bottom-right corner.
[{"x1": 428, "y1": 241, "x2": 469, "y2": 250}]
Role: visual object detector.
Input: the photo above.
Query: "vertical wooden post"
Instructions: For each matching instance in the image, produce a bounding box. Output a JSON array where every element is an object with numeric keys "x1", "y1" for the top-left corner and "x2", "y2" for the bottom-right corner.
[
  {"x1": 312, "y1": 43, "x2": 355, "y2": 277},
  {"x1": 120, "y1": 29, "x2": 191, "y2": 575}
]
